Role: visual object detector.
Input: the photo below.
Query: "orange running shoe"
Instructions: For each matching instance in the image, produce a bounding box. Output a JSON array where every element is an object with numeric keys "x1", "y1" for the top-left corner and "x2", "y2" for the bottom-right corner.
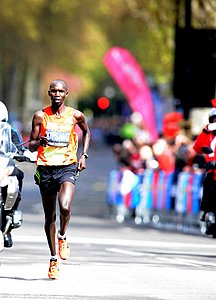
[
  {"x1": 48, "y1": 259, "x2": 59, "y2": 279},
  {"x1": 58, "y1": 238, "x2": 70, "y2": 260}
]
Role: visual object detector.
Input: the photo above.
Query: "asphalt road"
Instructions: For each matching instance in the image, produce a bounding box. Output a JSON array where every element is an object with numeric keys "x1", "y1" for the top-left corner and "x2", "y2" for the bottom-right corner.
[{"x1": 1, "y1": 142, "x2": 216, "y2": 300}]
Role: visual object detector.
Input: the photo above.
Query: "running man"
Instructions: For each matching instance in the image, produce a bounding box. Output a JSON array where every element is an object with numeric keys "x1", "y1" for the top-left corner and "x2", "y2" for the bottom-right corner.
[{"x1": 29, "y1": 79, "x2": 90, "y2": 279}]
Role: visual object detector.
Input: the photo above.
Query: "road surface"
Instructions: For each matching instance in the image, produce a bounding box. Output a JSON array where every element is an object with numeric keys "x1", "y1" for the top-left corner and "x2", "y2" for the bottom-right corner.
[{"x1": 1, "y1": 143, "x2": 216, "y2": 300}]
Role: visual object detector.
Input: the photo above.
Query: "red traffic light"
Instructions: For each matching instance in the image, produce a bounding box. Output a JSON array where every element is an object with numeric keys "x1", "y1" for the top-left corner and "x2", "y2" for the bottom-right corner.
[{"x1": 97, "y1": 97, "x2": 110, "y2": 110}]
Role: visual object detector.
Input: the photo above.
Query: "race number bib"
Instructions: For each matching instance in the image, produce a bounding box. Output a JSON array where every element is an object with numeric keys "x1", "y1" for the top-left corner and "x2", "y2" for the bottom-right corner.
[{"x1": 46, "y1": 130, "x2": 70, "y2": 147}]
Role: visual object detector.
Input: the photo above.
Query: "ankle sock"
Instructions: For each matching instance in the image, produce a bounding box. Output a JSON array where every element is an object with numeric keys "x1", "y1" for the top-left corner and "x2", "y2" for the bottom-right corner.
[
  {"x1": 50, "y1": 255, "x2": 58, "y2": 261},
  {"x1": 58, "y1": 230, "x2": 66, "y2": 240}
]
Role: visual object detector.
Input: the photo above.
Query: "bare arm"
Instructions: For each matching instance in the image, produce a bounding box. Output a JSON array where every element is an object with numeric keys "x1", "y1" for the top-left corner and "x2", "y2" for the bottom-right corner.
[
  {"x1": 29, "y1": 110, "x2": 46, "y2": 152},
  {"x1": 74, "y1": 110, "x2": 90, "y2": 171}
]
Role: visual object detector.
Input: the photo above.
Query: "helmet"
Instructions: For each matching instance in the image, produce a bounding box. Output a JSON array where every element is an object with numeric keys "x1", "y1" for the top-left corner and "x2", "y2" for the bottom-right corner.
[
  {"x1": 0, "y1": 101, "x2": 8, "y2": 122},
  {"x1": 209, "y1": 108, "x2": 216, "y2": 123}
]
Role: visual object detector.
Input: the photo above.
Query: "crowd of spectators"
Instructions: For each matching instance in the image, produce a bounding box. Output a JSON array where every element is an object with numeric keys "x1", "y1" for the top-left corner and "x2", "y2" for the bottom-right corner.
[
  {"x1": 101, "y1": 111, "x2": 208, "y2": 227},
  {"x1": 110, "y1": 112, "x2": 206, "y2": 181}
]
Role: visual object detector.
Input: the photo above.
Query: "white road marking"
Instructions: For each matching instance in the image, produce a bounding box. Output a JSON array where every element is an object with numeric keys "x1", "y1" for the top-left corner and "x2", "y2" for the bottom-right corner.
[
  {"x1": 13, "y1": 235, "x2": 216, "y2": 250},
  {"x1": 157, "y1": 257, "x2": 198, "y2": 266},
  {"x1": 154, "y1": 257, "x2": 216, "y2": 268},
  {"x1": 106, "y1": 247, "x2": 151, "y2": 256},
  {"x1": 106, "y1": 248, "x2": 216, "y2": 268},
  {"x1": 174, "y1": 257, "x2": 216, "y2": 267}
]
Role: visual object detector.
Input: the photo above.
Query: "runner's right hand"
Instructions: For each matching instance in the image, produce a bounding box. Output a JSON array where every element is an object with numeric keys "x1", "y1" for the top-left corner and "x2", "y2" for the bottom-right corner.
[{"x1": 40, "y1": 136, "x2": 48, "y2": 147}]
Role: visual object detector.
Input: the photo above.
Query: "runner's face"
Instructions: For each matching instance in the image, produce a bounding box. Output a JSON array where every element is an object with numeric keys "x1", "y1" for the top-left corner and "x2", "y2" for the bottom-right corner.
[{"x1": 48, "y1": 83, "x2": 68, "y2": 107}]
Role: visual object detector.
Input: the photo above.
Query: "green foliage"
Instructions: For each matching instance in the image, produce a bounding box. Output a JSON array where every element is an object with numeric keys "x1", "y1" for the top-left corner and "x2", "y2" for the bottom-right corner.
[{"x1": 0, "y1": 0, "x2": 215, "y2": 111}]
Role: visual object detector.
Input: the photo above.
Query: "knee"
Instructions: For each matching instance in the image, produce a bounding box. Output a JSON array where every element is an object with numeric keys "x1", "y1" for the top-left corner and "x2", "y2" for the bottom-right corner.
[
  {"x1": 14, "y1": 167, "x2": 24, "y2": 180},
  {"x1": 45, "y1": 212, "x2": 56, "y2": 225},
  {"x1": 18, "y1": 169, "x2": 24, "y2": 180},
  {"x1": 60, "y1": 206, "x2": 70, "y2": 217}
]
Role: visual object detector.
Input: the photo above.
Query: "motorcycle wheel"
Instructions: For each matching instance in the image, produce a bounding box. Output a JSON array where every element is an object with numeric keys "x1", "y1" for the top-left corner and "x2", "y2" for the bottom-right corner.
[
  {"x1": 0, "y1": 230, "x2": 3, "y2": 251},
  {"x1": 0, "y1": 192, "x2": 3, "y2": 251}
]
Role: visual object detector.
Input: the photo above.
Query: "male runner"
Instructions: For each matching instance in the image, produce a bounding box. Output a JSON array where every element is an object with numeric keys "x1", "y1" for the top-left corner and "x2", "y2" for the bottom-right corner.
[{"x1": 29, "y1": 79, "x2": 90, "y2": 279}]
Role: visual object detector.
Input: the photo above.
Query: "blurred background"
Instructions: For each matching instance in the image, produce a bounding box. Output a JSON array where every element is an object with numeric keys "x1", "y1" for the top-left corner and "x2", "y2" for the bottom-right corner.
[
  {"x1": 0, "y1": 0, "x2": 215, "y2": 231},
  {"x1": 0, "y1": 0, "x2": 215, "y2": 141}
]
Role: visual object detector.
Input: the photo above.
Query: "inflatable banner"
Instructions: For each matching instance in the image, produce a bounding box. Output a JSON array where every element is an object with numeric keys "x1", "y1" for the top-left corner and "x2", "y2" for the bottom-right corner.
[{"x1": 103, "y1": 47, "x2": 158, "y2": 141}]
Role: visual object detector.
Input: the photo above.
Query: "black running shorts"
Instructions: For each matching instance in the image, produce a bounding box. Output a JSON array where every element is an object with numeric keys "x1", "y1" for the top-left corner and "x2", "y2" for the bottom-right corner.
[{"x1": 34, "y1": 163, "x2": 78, "y2": 194}]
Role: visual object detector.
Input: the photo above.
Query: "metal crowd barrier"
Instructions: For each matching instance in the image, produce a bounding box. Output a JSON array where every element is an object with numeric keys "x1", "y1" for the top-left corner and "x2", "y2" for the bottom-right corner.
[{"x1": 106, "y1": 168, "x2": 204, "y2": 233}]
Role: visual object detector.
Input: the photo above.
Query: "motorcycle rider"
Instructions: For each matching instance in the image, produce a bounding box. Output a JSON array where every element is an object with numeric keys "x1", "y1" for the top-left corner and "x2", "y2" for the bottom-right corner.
[
  {"x1": 0, "y1": 101, "x2": 25, "y2": 247},
  {"x1": 193, "y1": 99, "x2": 216, "y2": 233}
]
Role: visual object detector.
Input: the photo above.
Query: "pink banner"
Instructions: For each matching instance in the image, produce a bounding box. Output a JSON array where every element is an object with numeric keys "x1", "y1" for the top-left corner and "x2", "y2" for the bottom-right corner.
[{"x1": 103, "y1": 47, "x2": 158, "y2": 141}]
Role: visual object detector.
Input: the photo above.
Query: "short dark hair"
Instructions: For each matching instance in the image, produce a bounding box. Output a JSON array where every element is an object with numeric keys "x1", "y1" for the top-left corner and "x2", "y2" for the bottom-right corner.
[{"x1": 49, "y1": 79, "x2": 68, "y2": 91}]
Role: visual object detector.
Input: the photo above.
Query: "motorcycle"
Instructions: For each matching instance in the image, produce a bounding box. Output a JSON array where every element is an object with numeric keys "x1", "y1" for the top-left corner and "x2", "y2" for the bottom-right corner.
[
  {"x1": 0, "y1": 121, "x2": 36, "y2": 251},
  {"x1": 204, "y1": 212, "x2": 216, "y2": 238},
  {"x1": 199, "y1": 150, "x2": 216, "y2": 238}
]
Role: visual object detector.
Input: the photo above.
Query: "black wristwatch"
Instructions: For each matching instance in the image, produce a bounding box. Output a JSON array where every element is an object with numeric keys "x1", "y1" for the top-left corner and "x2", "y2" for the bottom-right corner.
[{"x1": 81, "y1": 152, "x2": 89, "y2": 159}]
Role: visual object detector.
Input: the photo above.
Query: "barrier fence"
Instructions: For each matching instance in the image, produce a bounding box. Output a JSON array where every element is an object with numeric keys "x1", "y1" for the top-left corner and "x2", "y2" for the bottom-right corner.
[{"x1": 107, "y1": 168, "x2": 204, "y2": 232}]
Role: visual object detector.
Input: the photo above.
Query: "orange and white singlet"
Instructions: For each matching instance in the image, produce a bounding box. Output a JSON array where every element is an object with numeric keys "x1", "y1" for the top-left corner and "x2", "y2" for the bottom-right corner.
[{"x1": 36, "y1": 106, "x2": 78, "y2": 166}]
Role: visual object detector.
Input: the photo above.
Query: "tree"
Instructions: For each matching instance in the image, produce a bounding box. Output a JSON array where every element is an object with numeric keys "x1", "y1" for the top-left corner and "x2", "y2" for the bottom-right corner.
[{"x1": 0, "y1": 0, "x2": 215, "y2": 125}]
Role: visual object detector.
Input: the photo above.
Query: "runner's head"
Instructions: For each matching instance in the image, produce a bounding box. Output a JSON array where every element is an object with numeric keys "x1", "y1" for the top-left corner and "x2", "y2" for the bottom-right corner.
[
  {"x1": 49, "y1": 79, "x2": 68, "y2": 92},
  {"x1": 48, "y1": 79, "x2": 69, "y2": 108}
]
